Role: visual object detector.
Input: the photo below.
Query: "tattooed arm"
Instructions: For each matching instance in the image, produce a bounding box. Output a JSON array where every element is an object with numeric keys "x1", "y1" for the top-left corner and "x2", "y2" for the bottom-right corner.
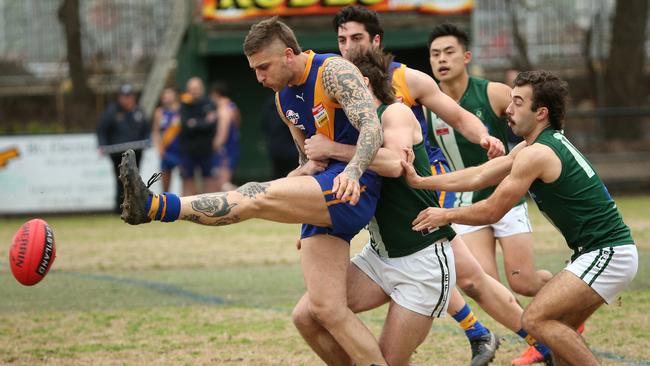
[{"x1": 321, "y1": 58, "x2": 383, "y2": 204}]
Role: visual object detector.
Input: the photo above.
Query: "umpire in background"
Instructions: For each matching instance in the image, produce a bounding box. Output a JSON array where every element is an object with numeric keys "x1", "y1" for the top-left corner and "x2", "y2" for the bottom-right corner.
[{"x1": 97, "y1": 83, "x2": 150, "y2": 213}]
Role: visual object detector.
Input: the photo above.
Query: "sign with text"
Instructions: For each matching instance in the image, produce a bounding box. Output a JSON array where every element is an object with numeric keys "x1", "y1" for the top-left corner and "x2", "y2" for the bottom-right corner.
[
  {"x1": 0, "y1": 134, "x2": 179, "y2": 214},
  {"x1": 202, "y1": 0, "x2": 473, "y2": 21}
]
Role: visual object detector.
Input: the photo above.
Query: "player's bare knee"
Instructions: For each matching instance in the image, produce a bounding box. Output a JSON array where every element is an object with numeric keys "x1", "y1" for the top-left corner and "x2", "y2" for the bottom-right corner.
[
  {"x1": 382, "y1": 349, "x2": 406, "y2": 366},
  {"x1": 510, "y1": 279, "x2": 538, "y2": 297},
  {"x1": 291, "y1": 302, "x2": 313, "y2": 330},
  {"x1": 457, "y1": 277, "x2": 479, "y2": 298},
  {"x1": 308, "y1": 300, "x2": 347, "y2": 329},
  {"x1": 521, "y1": 306, "x2": 544, "y2": 336}
]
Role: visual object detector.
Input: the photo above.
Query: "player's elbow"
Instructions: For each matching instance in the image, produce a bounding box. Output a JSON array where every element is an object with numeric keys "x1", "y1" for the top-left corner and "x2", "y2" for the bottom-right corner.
[
  {"x1": 379, "y1": 163, "x2": 402, "y2": 178},
  {"x1": 484, "y1": 206, "x2": 506, "y2": 224}
]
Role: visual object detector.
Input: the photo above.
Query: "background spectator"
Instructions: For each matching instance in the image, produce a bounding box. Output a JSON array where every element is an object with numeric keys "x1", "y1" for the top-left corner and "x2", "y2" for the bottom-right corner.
[
  {"x1": 151, "y1": 87, "x2": 181, "y2": 192},
  {"x1": 178, "y1": 77, "x2": 218, "y2": 195},
  {"x1": 210, "y1": 80, "x2": 241, "y2": 191},
  {"x1": 96, "y1": 83, "x2": 150, "y2": 213}
]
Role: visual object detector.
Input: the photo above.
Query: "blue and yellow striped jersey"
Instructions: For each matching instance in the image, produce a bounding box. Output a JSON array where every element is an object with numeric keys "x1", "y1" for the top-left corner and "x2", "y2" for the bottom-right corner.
[{"x1": 276, "y1": 51, "x2": 364, "y2": 163}]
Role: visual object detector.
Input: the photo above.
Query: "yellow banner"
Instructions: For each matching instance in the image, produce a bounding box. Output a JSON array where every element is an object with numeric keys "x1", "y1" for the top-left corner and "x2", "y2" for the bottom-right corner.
[{"x1": 203, "y1": 0, "x2": 472, "y2": 21}]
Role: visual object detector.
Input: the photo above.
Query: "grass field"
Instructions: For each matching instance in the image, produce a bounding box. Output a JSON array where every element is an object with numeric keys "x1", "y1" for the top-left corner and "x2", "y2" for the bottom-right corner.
[{"x1": 1, "y1": 195, "x2": 649, "y2": 365}]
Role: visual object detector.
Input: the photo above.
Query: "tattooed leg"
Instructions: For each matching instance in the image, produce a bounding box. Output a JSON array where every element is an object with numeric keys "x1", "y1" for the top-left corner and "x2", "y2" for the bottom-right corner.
[{"x1": 178, "y1": 176, "x2": 331, "y2": 227}]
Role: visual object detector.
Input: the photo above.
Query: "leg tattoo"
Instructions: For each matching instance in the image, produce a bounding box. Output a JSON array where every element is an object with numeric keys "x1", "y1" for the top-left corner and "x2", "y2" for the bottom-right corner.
[
  {"x1": 236, "y1": 182, "x2": 270, "y2": 199},
  {"x1": 191, "y1": 193, "x2": 237, "y2": 217}
]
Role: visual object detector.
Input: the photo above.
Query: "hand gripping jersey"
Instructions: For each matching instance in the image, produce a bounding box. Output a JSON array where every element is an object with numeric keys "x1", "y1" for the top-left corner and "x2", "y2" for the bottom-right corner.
[
  {"x1": 275, "y1": 51, "x2": 381, "y2": 242},
  {"x1": 529, "y1": 128, "x2": 634, "y2": 259},
  {"x1": 369, "y1": 104, "x2": 455, "y2": 258},
  {"x1": 389, "y1": 62, "x2": 446, "y2": 166},
  {"x1": 427, "y1": 76, "x2": 524, "y2": 207}
]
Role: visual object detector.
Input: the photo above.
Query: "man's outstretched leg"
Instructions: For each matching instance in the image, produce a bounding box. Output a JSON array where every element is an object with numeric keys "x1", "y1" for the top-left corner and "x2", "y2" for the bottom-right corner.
[{"x1": 119, "y1": 149, "x2": 332, "y2": 227}]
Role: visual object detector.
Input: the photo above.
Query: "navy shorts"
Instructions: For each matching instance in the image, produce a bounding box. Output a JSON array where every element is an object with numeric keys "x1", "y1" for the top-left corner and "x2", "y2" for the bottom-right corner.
[
  {"x1": 161, "y1": 150, "x2": 181, "y2": 171},
  {"x1": 301, "y1": 162, "x2": 381, "y2": 243},
  {"x1": 180, "y1": 154, "x2": 214, "y2": 179},
  {"x1": 431, "y1": 160, "x2": 456, "y2": 209}
]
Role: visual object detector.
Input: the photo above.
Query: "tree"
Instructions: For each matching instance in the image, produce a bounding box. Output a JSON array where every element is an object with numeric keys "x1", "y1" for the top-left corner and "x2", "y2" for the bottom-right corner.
[
  {"x1": 603, "y1": 0, "x2": 648, "y2": 140},
  {"x1": 505, "y1": 0, "x2": 533, "y2": 71},
  {"x1": 58, "y1": 0, "x2": 96, "y2": 131}
]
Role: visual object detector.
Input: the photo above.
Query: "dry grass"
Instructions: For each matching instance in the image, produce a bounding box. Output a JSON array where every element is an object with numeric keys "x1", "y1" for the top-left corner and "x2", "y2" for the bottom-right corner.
[{"x1": 0, "y1": 194, "x2": 648, "y2": 365}]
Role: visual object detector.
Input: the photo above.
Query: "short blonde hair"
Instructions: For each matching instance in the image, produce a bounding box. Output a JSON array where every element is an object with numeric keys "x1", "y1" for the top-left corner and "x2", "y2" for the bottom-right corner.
[{"x1": 243, "y1": 17, "x2": 302, "y2": 56}]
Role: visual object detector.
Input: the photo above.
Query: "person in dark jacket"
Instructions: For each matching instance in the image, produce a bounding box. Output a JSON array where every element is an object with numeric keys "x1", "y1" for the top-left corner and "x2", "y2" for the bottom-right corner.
[
  {"x1": 97, "y1": 83, "x2": 150, "y2": 213},
  {"x1": 178, "y1": 77, "x2": 218, "y2": 195}
]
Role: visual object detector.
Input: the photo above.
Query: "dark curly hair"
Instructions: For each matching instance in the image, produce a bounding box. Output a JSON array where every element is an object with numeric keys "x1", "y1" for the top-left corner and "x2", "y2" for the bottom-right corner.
[
  {"x1": 347, "y1": 47, "x2": 395, "y2": 105},
  {"x1": 513, "y1": 71, "x2": 569, "y2": 130},
  {"x1": 332, "y1": 6, "x2": 384, "y2": 42}
]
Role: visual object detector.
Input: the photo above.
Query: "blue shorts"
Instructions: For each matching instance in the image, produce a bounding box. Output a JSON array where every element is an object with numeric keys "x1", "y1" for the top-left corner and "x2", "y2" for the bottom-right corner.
[
  {"x1": 213, "y1": 146, "x2": 239, "y2": 171},
  {"x1": 301, "y1": 162, "x2": 381, "y2": 243},
  {"x1": 161, "y1": 151, "x2": 181, "y2": 171},
  {"x1": 431, "y1": 160, "x2": 456, "y2": 209},
  {"x1": 180, "y1": 154, "x2": 214, "y2": 179}
]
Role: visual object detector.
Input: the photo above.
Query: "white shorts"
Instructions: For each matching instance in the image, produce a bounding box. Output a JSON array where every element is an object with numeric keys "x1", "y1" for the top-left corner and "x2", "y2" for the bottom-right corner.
[
  {"x1": 351, "y1": 238, "x2": 455, "y2": 317},
  {"x1": 565, "y1": 244, "x2": 638, "y2": 304},
  {"x1": 452, "y1": 202, "x2": 532, "y2": 238}
]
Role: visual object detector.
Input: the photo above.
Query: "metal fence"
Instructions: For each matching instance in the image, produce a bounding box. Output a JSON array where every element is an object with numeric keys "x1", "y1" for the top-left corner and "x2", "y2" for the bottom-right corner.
[
  {"x1": 0, "y1": 0, "x2": 174, "y2": 86},
  {"x1": 470, "y1": 0, "x2": 642, "y2": 70}
]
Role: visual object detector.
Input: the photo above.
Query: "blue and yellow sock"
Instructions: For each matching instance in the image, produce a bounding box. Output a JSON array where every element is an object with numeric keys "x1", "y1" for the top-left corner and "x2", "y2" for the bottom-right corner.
[
  {"x1": 453, "y1": 304, "x2": 490, "y2": 340},
  {"x1": 517, "y1": 328, "x2": 551, "y2": 357},
  {"x1": 145, "y1": 192, "x2": 181, "y2": 222}
]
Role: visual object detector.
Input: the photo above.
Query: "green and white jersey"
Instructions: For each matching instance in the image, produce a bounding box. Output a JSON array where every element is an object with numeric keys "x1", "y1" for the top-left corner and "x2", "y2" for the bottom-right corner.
[
  {"x1": 369, "y1": 104, "x2": 456, "y2": 258},
  {"x1": 529, "y1": 128, "x2": 634, "y2": 258},
  {"x1": 427, "y1": 76, "x2": 523, "y2": 207}
]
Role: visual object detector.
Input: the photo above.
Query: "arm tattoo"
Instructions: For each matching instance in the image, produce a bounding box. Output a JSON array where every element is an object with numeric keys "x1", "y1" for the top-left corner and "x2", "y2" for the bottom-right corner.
[
  {"x1": 293, "y1": 138, "x2": 308, "y2": 165},
  {"x1": 191, "y1": 193, "x2": 237, "y2": 217},
  {"x1": 322, "y1": 58, "x2": 382, "y2": 180},
  {"x1": 236, "y1": 182, "x2": 270, "y2": 199}
]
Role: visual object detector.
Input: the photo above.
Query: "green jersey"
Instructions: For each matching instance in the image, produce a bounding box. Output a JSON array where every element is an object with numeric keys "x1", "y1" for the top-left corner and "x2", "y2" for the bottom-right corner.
[
  {"x1": 427, "y1": 76, "x2": 523, "y2": 207},
  {"x1": 530, "y1": 128, "x2": 634, "y2": 258},
  {"x1": 369, "y1": 104, "x2": 456, "y2": 258}
]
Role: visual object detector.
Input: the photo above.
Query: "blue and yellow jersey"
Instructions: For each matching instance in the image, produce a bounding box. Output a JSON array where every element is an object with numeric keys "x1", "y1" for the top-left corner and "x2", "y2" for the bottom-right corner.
[
  {"x1": 276, "y1": 51, "x2": 364, "y2": 163},
  {"x1": 276, "y1": 52, "x2": 381, "y2": 243},
  {"x1": 389, "y1": 61, "x2": 446, "y2": 165},
  {"x1": 160, "y1": 109, "x2": 180, "y2": 154}
]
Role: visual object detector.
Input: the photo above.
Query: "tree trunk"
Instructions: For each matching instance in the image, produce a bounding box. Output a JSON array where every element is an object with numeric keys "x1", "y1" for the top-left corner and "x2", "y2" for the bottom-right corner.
[
  {"x1": 58, "y1": 0, "x2": 96, "y2": 131},
  {"x1": 505, "y1": 0, "x2": 533, "y2": 70},
  {"x1": 603, "y1": 0, "x2": 648, "y2": 141}
]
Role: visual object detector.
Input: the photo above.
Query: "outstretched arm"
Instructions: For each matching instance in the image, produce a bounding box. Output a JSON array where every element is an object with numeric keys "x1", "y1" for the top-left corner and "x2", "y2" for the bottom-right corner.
[
  {"x1": 405, "y1": 68, "x2": 504, "y2": 158},
  {"x1": 402, "y1": 141, "x2": 526, "y2": 191},
  {"x1": 322, "y1": 58, "x2": 383, "y2": 204},
  {"x1": 410, "y1": 144, "x2": 550, "y2": 231}
]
